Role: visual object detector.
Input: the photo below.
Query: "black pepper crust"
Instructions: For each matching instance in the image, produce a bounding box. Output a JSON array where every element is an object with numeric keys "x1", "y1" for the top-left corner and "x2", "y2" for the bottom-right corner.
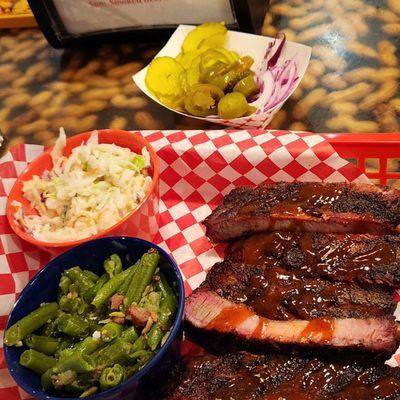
[
  {"x1": 204, "y1": 182, "x2": 400, "y2": 227},
  {"x1": 162, "y1": 351, "x2": 400, "y2": 400}
]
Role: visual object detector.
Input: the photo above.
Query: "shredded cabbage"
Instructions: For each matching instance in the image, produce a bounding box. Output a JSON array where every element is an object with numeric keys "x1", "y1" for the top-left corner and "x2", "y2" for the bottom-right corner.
[{"x1": 13, "y1": 129, "x2": 152, "y2": 243}]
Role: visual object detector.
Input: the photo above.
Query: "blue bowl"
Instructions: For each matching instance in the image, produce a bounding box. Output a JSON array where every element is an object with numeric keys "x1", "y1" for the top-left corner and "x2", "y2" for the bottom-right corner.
[{"x1": 4, "y1": 237, "x2": 185, "y2": 400}]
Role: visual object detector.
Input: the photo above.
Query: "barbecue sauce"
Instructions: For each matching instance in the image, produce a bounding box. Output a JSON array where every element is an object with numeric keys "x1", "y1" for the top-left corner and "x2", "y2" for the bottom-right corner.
[
  {"x1": 206, "y1": 305, "x2": 254, "y2": 333},
  {"x1": 268, "y1": 183, "x2": 345, "y2": 216},
  {"x1": 239, "y1": 231, "x2": 397, "y2": 285},
  {"x1": 233, "y1": 264, "x2": 391, "y2": 321},
  {"x1": 205, "y1": 302, "x2": 334, "y2": 343}
]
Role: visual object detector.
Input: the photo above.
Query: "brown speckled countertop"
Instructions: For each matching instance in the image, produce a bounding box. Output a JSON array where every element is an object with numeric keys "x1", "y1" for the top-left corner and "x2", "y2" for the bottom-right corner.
[{"x1": 0, "y1": 0, "x2": 399, "y2": 154}]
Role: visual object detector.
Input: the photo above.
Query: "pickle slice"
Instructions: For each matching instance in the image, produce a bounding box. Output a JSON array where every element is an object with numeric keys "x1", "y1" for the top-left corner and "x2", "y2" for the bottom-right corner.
[
  {"x1": 186, "y1": 56, "x2": 202, "y2": 87},
  {"x1": 179, "y1": 70, "x2": 189, "y2": 93},
  {"x1": 200, "y1": 48, "x2": 231, "y2": 73},
  {"x1": 215, "y1": 48, "x2": 240, "y2": 64},
  {"x1": 182, "y1": 22, "x2": 227, "y2": 53},
  {"x1": 145, "y1": 56, "x2": 185, "y2": 97},
  {"x1": 176, "y1": 51, "x2": 200, "y2": 70},
  {"x1": 158, "y1": 94, "x2": 184, "y2": 110},
  {"x1": 198, "y1": 32, "x2": 227, "y2": 51},
  {"x1": 183, "y1": 84, "x2": 224, "y2": 116}
]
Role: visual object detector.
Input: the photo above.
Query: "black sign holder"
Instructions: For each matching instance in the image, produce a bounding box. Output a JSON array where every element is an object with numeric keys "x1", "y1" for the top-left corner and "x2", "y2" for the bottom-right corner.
[{"x1": 28, "y1": 0, "x2": 264, "y2": 48}]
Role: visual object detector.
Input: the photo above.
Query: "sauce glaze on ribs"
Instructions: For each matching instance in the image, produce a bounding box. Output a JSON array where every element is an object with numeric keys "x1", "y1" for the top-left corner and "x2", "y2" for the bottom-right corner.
[
  {"x1": 205, "y1": 260, "x2": 397, "y2": 320},
  {"x1": 163, "y1": 352, "x2": 400, "y2": 400},
  {"x1": 204, "y1": 182, "x2": 400, "y2": 242},
  {"x1": 228, "y1": 232, "x2": 400, "y2": 287}
]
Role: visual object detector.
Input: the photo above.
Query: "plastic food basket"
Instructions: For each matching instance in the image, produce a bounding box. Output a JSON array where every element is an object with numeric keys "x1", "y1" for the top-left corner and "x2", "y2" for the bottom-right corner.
[{"x1": 325, "y1": 133, "x2": 400, "y2": 186}]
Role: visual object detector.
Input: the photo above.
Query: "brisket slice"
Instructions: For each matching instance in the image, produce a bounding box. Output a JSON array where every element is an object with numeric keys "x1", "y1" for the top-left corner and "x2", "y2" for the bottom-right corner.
[
  {"x1": 204, "y1": 260, "x2": 396, "y2": 320},
  {"x1": 204, "y1": 182, "x2": 400, "y2": 242},
  {"x1": 227, "y1": 232, "x2": 400, "y2": 287},
  {"x1": 185, "y1": 288, "x2": 397, "y2": 353},
  {"x1": 163, "y1": 352, "x2": 400, "y2": 400}
]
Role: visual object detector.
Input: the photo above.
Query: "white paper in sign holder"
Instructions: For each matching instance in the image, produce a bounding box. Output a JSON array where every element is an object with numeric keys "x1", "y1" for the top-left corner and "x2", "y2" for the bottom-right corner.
[{"x1": 52, "y1": 1, "x2": 235, "y2": 35}]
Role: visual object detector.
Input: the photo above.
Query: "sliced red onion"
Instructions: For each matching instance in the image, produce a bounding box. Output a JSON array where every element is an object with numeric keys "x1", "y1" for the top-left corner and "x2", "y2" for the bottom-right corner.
[{"x1": 252, "y1": 32, "x2": 300, "y2": 114}]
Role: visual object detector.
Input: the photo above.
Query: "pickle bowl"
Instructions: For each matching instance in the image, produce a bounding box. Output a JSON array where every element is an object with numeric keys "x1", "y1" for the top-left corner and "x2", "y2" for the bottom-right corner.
[
  {"x1": 4, "y1": 236, "x2": 185, "y2": 400},
  {"x1": 133, "y1": 24, "x2": 311, "y2": 129},
  {"x1": 6, "y1": 129, "x2": 160, "y2": 256}
]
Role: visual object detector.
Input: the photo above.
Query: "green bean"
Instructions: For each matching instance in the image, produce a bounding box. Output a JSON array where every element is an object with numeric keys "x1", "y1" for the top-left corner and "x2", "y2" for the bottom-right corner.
[
  {"x1": 41, "y1": 369, "x2": 54, "y2": 390},
  {"x1": 25, "y1": 334, "x2": 61, "y2": 355},
  {"x1": 156, "y1": 273, "x2": 178, "y2": 331},
  {"x1": 41, "y1": 319, "x2": 59, "y2": 338},
  {"x1": 64, "y1": 267, "x2": 94, "y2": 297},
  {"x1": 125, "y1": 364, "x2": 140, "y2": 378},
  {"x1": 91, "y1": 265, "x2": 135, "y2": 308},
  {"x1": 147, "y1": 323, "x2": 163, "y2": 351},
  {"x1": 139, "y1": 291, "x2": 161, "y2": 313},
  {"x1": 99, "y1": 364, "x2": 125, "y2": 391},
  {"x1": 42, "y1": 369, "x2": 78, "y2": 391},
  {"x1": 95, "y1": 339, "x2": 131, "y2": 368},
  {"x1": 125, "y1": 362, "x2": 142, "y2": 379},
  {"x1": 87, "y1": 318, "x2": 102, "y2": 334},
  {"x1": 156, "y1": 272, "x2": 174, "y2": 297},
  {"x1": 59, "y1": 275, "x2": 71, "y2": 295},
  {"x1": 131, "y1": 335, "x2": 147, "y2": 353},
  {"x1": 58, "y1": 336, "x2": 102, "y2": 362},
  {"x1": 131, "y1": 349, "x2": 152, "y2": 360},
  {"x1": 157, "y1": 272, "x2": 178, "y2": 310},
  {"x1": 58, "y1": 348, "x2": 75, "y2": 362},
  {"x1": 64, "y1": 374, "x2": 96, "y2": 396},
  {"x1": 20, "y1": 349, "x2": 56, "y2": 375},
  {"x1": 83, "y1": 273, "x2": 108, "y2": 303},
  {"x1": 124, "y1": 250, "x2": 160, "y2": 309},
  {"x1": 50, "y1": 370, "x2": 77, "y2": 390},
  {"x1": 117, "y1": 261, "x2": 139, "y2": 296},
  {"x1": 130, "y1": 350, "x2": 153, "y2": 366},
  {"x1": 55, "y1": 353, "x2": 95, "y2": 373},
  {"x1": 57, "y1": 314, "x2": 89, "y2": 338},
  {"x1": 4, "y1": 302, "x2": 59, "y2": 346},
  {"x1": 73, "y1": 337, "x2": 103, "y2": 355},
  {"x1": 59, "y1": 295, "x2": 88, "y2": 315},
  {"x1": 56, "y1": 338, "x2": 74, "y2": 355},
  {"x1": 59, "y1": 295, "x2": 72, "y2": 311},
  {"x1": 104, "y1": 254, "x2": 123, "y2": 278},
  {"x1": 79, "y1": 386, "x2": 98, "y2": 397},
  {"x1": 158, "y1": 296, "x2": 176, "y2": 331},
  {"x1": 100, "y1": 322, "x2": 123, "y2": 342},
  {"x1": 119, "y1": 326, "x2": 139, "y2": 343},
  {"x1": 82, "y1": 270, "x2": 99, "y2": 282},
  {"x1": 161, "y1": 330, "x2": 171, "y2": 347}
]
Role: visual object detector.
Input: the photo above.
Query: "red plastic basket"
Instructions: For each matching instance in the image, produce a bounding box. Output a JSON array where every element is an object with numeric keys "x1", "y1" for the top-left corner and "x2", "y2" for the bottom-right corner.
[{"x1": 325, "y1": 133, "x2": 400, "y2": 186}]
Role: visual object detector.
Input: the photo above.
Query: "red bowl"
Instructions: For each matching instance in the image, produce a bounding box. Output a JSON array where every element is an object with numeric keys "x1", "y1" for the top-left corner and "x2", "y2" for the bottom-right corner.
[{"x1": 6, "y1": 129, "x2": 159, "y2": 255}]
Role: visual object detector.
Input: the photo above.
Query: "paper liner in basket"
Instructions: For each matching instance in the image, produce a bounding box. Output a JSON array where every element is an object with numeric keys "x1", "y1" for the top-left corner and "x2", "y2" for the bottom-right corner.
[
  {"x1": 133, "y1": 26, "x2": 311, "y2": 129},
  {"x1": 0, "y1": 130, "x2": 399, "y2": 400}
]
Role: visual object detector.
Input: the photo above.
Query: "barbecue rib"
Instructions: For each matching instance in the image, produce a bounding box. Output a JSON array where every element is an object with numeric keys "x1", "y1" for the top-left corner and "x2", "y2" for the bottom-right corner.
[
  {"x1": 205, "y1": 260, "x2": 396, "y2": 320},
  {"x1": 185, "y1": 259, "x2": 398, "y2": 352},
  {"x1": 185, "y1": 289, "x2": 397, "y2": 353},
  {"x1": 227, "y1": 232, "x2": 400, "y2": 287},
  {"x1": 163, "y1": 352, "x2": 400, "y2": 400},
  {"x1": 204, "y1": 182, "x2": 400, "y2": 242}
]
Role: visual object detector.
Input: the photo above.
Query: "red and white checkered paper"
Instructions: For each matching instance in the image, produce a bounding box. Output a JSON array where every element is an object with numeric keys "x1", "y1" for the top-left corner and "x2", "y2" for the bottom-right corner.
[{"x1": 0, "y1": 130, "x2": 399, "y2": 399}]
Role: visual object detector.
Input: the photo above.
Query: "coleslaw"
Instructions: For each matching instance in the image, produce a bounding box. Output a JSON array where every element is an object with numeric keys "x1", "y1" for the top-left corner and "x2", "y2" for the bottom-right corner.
[{"x1": 13, "y1": 129, "x2": 152, "y2": 243}]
